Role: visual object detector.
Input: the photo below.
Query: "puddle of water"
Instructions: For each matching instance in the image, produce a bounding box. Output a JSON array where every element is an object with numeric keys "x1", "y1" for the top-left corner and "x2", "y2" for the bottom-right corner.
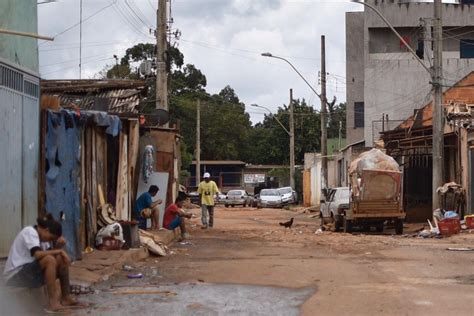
[{"x1": 76, "y1": 283, "x2": 315, "y2": 316}]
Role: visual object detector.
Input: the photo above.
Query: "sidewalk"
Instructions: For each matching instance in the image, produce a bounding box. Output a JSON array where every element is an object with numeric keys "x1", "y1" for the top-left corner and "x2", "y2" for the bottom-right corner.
[{"x1": 70, "y1": 228, "x2": 176, "y2": 286}]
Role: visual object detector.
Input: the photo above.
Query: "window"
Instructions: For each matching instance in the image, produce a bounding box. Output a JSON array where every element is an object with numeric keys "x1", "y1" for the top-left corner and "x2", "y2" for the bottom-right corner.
[
  {"x1": 354, "y1": 102, "x2": 364, "y2": 128},
  {"x1": 460, "y1": 39, "x2": 474, "y2": 59},
  {"x1": 416, "y1": 40, "x2": 424, "y2": 60}
]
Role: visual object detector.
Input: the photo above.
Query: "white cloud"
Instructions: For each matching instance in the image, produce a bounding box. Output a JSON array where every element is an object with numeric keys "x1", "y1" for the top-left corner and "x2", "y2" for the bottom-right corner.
[{"x1": 38, "y1": 0, "x2": 362, "y2": 123}]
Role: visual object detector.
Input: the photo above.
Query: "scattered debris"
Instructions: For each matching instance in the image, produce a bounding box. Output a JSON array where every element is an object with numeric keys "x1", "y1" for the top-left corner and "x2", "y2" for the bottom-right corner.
[
  {"x1": 315, "y1": 228, "x2": 323, "y2": 235},
  {"x1": 112, "y1": 290, "x2": 177, "y2": 296},
  {"x1": 70, "y1": 284, "x2": 95, "y2": 295},
  {"x1": 446, "y1": 247, "x2": 474, "y2": 252},
  {"x1": 127, "y1": 273, "x2": 143, "y2": 279},
  {"x1": 122, "y1": 265, "x2": 134, "y2": 271}
]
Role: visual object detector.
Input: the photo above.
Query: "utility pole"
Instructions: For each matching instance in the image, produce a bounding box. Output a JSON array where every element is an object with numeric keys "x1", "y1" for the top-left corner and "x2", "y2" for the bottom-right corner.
[
  {"x1": 289, "y1": 89, "x2": 295, "y2": 190},
  {"x1": 196, "y1": 99, "x2": 201, "y2": 187},
  {"x1": 320, "y1": 35, "x2": 328, "y2": 191},
  {"x1": 338, "y1": 121, "x2": 342, "y2": 150},
  {"x1": 432, "y1": 0, "x2": 444, "y2": 209},
  {"x1": 156, "y1": 0, "x2": 168, "y2": 111}
]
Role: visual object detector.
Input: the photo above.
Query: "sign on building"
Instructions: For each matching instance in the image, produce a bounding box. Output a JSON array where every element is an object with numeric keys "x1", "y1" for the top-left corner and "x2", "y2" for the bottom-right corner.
[{"x1": 244, "y1": 174, "x2": 265, "y2": 184}]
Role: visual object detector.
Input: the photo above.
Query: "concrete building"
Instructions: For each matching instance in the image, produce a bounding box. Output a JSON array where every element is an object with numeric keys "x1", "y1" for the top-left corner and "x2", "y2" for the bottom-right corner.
[
  {"x1": 0, "y1": 0, "x2": 40, "y2": 256},
  {"x1": 346, "y1": 0, "x2": 474, "y2": 147}
]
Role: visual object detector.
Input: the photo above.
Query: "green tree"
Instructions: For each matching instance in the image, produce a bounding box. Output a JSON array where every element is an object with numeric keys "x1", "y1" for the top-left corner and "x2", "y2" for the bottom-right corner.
[{"x1": 247, "y1": 99, "x2": 321, "y2": 165}]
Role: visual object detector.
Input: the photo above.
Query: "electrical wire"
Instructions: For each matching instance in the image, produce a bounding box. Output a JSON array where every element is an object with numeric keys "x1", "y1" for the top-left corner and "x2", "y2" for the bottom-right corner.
[{"x1": 39, "y1": 0, "x2": 118, "y2": 46}]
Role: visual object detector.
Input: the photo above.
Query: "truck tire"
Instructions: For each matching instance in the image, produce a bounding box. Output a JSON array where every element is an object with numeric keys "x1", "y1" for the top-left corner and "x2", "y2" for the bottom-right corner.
[
  {"x1": 344, "y1": 218, "x2": 353, "y2": 233},
  {"x1": 395, "y1": 219, "x2": 404, "y2": 235},
  {"x1": 376, "y1": 222, "x2": 384, "y2": 233},
  {"x1": 334, "y1": 217, "x2": 342, "y2": 232}
]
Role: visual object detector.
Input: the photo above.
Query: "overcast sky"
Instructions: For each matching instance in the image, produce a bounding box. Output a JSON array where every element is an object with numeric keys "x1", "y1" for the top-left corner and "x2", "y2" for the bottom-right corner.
[{"x1": 38, "y1": 0, "x2": 362, "y2": 123}]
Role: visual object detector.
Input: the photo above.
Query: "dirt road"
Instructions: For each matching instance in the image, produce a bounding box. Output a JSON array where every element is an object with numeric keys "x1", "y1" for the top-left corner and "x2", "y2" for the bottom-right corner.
[{"x1": 80, "y1": 206, "x2": 474, "y2": 315}]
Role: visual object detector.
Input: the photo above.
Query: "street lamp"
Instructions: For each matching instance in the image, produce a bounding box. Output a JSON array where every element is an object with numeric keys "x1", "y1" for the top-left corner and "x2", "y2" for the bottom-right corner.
[
  {"x1": 261, "y1": 53, "x2": 322, "y2": 99},
  {"x1": 252, "y1": 102, "x2": 295, "y2": 190},
  {"x1": 261, "y1": 51, "x2": 328, "y2": 191},
  {"x1": 251, "y1": 104, "x2": 290, "y2": 136}
]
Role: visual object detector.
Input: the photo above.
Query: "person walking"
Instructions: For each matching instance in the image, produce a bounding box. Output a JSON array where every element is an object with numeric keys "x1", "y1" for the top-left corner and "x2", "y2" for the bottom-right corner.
[{"x1": 197, "y1": 172, "x2": 220, "y2": 229}]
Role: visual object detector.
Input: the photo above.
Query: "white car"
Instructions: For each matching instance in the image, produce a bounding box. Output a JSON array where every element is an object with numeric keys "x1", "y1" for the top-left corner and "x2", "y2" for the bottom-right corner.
[
  {"x1": 277, "y1": 187, "x2": 297, "y2": 204},
  {"x1": 225, "y1": 190, "x2": 250, "y2": 207},
  {"x1": 257, "y1": 189, "x2": 284, "y2": 208},
  {"x1": 320, "y1": 187, "x2": 350, "y2": 232}
]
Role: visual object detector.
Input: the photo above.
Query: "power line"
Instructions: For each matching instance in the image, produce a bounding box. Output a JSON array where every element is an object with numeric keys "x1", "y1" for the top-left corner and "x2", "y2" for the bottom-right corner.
[
  {"x1": 124, "y1": 0, "x2": 153, "y2": 27},
  {"x1": 39, "y1": 0, "x2": 118, "y2": 46}
]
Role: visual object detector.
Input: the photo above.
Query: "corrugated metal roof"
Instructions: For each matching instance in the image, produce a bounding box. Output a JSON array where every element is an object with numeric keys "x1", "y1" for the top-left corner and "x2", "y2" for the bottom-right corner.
[{"x1": 41, "y1": 79, "x2": 147, "y2": 113}]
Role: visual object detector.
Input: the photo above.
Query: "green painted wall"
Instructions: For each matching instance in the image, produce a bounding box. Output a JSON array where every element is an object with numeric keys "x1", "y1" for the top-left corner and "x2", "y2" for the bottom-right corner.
[{"x1": 0, "y1": 0, "x2": 38, "y2": 72}]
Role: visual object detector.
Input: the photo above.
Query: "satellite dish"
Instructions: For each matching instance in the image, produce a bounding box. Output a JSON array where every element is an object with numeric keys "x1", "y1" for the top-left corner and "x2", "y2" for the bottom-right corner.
[{"x1": 142, "y1": 108, "x2": 170, "y2": 126}]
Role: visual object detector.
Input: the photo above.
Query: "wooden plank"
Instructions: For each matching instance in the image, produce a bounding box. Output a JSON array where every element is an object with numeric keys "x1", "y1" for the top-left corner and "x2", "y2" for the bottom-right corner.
[
  {"x1": 95, "y1": 128, "x2": 107, "y2": 209},
  {"x1": 303, "y1": 170, "x2": 311, "y2": 207},
  {"x1": 84, "y1": 128, "x2": 94, "y2": 246},
  {"x1": 116, "y1": 132, "x2": 129, "y2": 220},
  {"x1": 128, "y1": 119, "x2": 140, "y2": 214},
  {"x1": 91, "y1": 129, "x2": 98, "y2": 234}
]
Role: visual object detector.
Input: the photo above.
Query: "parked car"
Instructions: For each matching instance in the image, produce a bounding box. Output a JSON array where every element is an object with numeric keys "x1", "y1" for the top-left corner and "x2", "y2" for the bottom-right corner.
[
  {"x1": 225, "y1": 190, "x2": 250, "y2": 207},
  {"x1": 187, "y1": 191, "x2": 200, "y2": 205},
  {"x1": 320, "y1": 187, "x2": 350, "y2": 232},
  {"x1": 215, "y1": 192, "x2": 227, "y2": 204},
  {"x1": 278, "y1": 187, "x2": 297, "y2": 204},
  {"x1": 257, "y1": 189, "x2": 284, "y2": 208}
]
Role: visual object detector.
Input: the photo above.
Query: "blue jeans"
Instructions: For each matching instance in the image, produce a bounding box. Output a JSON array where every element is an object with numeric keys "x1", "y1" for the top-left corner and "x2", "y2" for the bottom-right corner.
[
  {"x1": 201, "y1": 205, "x2": 214, "y2": 227},
  {"x1": 166, "y1": 217, "x2": 182, "y2": 230}
]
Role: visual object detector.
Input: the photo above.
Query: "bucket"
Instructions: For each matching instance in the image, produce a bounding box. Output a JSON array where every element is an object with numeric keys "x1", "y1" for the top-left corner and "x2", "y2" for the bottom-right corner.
[
  {"x1": 465, "y1": 215, "x2": 474, "y2": 229},
  {"x1": 438, "y1": 218, "x2": 461, "y2": 236}
]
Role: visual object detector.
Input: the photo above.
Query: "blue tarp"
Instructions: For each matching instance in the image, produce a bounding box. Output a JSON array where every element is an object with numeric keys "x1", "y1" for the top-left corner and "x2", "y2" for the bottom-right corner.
[
  {"x1": 44, "y1": 109, "x2": 122, "y2": 260},
  {"x1": 45, "y1": 110, "x2": 81, "y2": 260}
]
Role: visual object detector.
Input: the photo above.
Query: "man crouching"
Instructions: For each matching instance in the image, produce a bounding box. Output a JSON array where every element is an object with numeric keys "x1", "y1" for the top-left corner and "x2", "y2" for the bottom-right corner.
[
  {"x1": 163, "y1": 195, "x2": 193, "y2": 239},
  {"x1": 3, "y1": 213, "x2": 85, "y2": 313}
]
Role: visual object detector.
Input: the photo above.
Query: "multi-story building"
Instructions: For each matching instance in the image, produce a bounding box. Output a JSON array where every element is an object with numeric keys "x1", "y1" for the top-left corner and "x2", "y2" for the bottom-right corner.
[
  {"x1": 346, "y1": 0, "x2": 474, "y2": 147},
  {"x1": 0, "y1": 0, "x2": 40, "y2": 256}
]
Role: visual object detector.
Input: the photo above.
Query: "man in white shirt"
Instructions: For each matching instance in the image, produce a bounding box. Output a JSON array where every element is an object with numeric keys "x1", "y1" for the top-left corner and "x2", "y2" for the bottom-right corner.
[{"x1": 4, "y1": 214, "x2": 86, "y2": 312}]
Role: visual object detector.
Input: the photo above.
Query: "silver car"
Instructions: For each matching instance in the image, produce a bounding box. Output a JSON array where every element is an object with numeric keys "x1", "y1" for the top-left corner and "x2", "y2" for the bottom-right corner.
[
  {"x1": 278, "y1": 187, "x2": 297, "y2": 204},
  {"x1": 225, "y1": 190, "x2": 250, "y2": 207},
  {"x1": 257, "y1": 189, "x2": 284, "y2": 208},
  {"x1": 320, "y1": 187, "x2": 350, "y2": 232}
]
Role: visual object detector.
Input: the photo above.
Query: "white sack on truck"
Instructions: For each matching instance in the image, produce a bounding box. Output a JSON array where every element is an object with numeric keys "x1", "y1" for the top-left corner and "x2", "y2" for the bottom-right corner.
[{"x1": 349, "y1": 149, "x2": 399, "y2": 198}]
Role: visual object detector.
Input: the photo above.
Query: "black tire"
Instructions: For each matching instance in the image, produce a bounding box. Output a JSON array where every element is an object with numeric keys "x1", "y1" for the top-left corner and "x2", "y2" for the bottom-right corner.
[
  {"x1": 334, "y1": 216, "x2": 342, "y2": 232},
  {"x1": 243, "y1": 203, "x2": 247, "y2": 207},
  {"x1": 231, "y1": 205, "x2": 235, "y2": 208},
  {"x1": 395, "y1": 219, "x2": 404, "y2": 235},
  {"x1": 344, "y1": 218, "x2": 353, "y2": 233},
  {"x1": 376, "y1": 222, "x2": 384, "y2": 233},
  {"x1": 319, "y1": 212, "x2": 324, "y2": 227},
  {"x1": 225, "y1": 204, "x2": 229, "y2": 208}
]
